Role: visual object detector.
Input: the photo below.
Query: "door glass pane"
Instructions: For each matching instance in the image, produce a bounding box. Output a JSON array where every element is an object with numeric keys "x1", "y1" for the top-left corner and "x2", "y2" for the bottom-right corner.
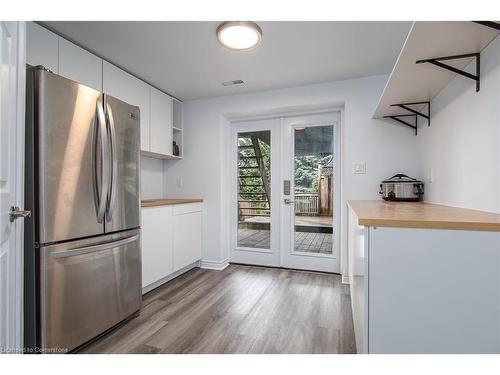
[
  {"x1": 237, "y1": 131, "x2": 271, "y2": 249},
  {"x1": 293, "y1": 125, "x2": 334, "y2": 255}
]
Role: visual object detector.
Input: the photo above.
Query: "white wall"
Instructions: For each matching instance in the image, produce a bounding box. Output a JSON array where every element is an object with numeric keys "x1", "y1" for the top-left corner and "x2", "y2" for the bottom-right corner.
[
  {"x1": 416, "y1": 35, "x2": 500, "y2": 214},
  {"x1": 164, "y1": 75, "x2": 420, "y2": 265},
  {"x1": 140, "y1": 156, "x2": 164, "y2": 200}
]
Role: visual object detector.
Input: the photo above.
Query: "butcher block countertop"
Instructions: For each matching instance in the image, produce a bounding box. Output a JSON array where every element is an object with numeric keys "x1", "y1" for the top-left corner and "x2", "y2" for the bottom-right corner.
[
  {"x1": 141, "y1": 198, "x2": 203, "y2": 207},
  {"x1": 347, "y1": 200, "x2": 500, "y2": 231}
]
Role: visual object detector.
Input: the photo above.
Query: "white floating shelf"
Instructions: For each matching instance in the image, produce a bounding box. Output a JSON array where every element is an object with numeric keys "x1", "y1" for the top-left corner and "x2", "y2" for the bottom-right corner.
[
  {"x1": 141, "y1": 150, "x2": 182, "y2": 160},
  {"x1": 373, "y1": 21, "x2": 499, "y2": 119}
]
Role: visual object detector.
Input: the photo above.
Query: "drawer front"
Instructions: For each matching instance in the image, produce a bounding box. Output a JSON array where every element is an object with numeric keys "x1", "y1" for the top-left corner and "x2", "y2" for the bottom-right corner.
[
  {"x1": 172, "y1": 203, "x2": 202, "y2": 215},
  {"x1": 40, "y1": 230, "x2": 142, "y2": 352}
]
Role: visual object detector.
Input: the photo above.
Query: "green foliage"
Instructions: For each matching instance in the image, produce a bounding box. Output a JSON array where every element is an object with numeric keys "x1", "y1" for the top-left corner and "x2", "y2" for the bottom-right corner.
[
  {"x1": 294, "y1": 155, "x2": 332, "y2": 193},
  {"x1": 238, "y1": 134, "x2": 331, "y2": 198}
]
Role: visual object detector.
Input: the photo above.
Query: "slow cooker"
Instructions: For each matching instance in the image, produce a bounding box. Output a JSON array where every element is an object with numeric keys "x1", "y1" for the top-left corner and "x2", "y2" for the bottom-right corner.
[{"x1": 379, "y1": 174, "x2": 424, "y2": 202}]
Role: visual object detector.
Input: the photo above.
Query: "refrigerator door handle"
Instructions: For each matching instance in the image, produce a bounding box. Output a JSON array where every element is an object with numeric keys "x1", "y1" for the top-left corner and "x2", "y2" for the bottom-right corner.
[
  {"x1": 50, "y1": 234, "x2": 140, "y2": 259},
  {"x1": 105, "y1": 102, "x2": 118, "y2": 222},
  {"x1": 96, "y1": 98, "x2": 110, "y2": 223}
]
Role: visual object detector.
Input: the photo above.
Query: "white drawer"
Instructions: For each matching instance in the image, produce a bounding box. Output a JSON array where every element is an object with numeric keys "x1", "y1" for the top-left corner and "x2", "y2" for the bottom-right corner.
[{"x1": 172, "y1": 203, "x2": 202, "y2": 216}]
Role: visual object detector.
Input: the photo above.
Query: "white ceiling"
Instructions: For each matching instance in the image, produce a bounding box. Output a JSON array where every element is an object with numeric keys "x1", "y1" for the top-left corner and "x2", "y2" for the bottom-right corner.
[{"x1": 42, "y1": 21, "x2": 412, "y2": 101}]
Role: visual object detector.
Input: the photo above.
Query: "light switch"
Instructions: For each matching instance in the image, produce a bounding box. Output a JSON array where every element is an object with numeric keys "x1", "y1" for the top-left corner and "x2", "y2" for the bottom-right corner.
[
  {"x1": 176, "y1": 176, "x2": 183, "y2": 188},
  {"x1": 353, "y1": 162, "x2": 366, "y2": 174}
]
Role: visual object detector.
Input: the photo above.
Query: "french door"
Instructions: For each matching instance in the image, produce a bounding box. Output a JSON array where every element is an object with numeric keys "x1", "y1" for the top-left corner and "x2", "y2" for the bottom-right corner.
[
  {"x1": 230, "y1": 119, "x2": 281, "y2": 267},
  {"x1": 281, "y1": 113, "x2": 340, "y2": 272},
  {"x1": 230, "y1": 112, "x2": 340, "y2": 273}
]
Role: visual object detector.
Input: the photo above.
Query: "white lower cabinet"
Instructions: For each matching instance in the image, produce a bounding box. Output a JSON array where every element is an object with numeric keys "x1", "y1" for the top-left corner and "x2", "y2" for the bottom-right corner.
[
  {"x1": 141, "y1": 203, "x2": 202, "y2": 293},
  {"x1": 141, "y1": 206, "x2": 174, "y2": 288},
  {"x1": 172, "y1": 204, "x2": 202, "y2": 270},
  {"x1": 347, "y1": 206, "x2": 500, "y2": 354}
]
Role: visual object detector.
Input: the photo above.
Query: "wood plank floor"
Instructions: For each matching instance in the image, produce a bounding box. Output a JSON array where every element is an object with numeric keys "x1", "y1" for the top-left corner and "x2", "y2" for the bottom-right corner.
[{"x1": 79, "y1": 265, "x2": 356, "y2": 354}]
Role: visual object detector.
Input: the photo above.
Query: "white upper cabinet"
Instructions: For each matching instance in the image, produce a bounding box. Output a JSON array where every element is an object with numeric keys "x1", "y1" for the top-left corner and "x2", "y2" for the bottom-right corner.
[
  {"x1": 58, "y1": 38, "x2": 102, "y2": 91},
  {"x1": 26, "y1": 23, "x2": 182, "y2": 159},
  {"x1": 150, "y1": 87, "x2": 173, "y2": 156},
  {"x1": 173, "y1": 99, "x2": 182, "y2": 130},
  {"x1": 172, "y1": 100, "x2": 183, "y2": 158},
  {"x1": 103, "y1": 61, "x2": 151, "y2": 151},
  {"x1": 26, "y1": 22, "x2": 58, "y2": 73}
]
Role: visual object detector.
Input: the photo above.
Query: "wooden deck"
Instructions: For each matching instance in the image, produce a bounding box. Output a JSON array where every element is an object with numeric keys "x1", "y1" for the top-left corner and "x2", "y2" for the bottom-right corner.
[
  {"x1": 238, "y1": 229, "x2": 333, "y2": 254},
  {"x1": 244, "y1": 215, "x2": 333, "y2": 228}
]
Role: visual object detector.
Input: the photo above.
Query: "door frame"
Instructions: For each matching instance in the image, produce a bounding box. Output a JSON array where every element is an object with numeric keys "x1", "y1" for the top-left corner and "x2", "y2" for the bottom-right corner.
[
  {"x1": 0, "y1": 21, "x2": 26, "y2": 352},
  {"x1": 225, "y1": 107, "x2": 343, "y2": 273}
]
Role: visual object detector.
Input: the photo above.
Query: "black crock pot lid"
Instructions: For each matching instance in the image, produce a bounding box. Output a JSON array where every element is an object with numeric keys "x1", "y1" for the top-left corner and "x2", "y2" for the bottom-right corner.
[{"x1": 382, "y1": 174, "x2": 422, "y2": 183}]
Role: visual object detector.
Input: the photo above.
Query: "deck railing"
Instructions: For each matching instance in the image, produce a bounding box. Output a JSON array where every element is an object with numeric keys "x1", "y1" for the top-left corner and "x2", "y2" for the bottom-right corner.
[{"x1": 294, "y1": 194, "x2": 319, "y2": 216}]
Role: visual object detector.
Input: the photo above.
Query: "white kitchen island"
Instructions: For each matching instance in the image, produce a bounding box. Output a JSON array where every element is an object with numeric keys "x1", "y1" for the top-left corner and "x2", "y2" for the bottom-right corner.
[{"x1": 347, "y1": 200, "x2": 500, "y2": 354}]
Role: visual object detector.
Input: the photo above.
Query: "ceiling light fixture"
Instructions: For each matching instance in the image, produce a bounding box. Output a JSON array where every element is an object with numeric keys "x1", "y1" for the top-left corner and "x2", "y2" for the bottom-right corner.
[{"x1": 216, "y1": 21, "x2": 262, "y2": 51}]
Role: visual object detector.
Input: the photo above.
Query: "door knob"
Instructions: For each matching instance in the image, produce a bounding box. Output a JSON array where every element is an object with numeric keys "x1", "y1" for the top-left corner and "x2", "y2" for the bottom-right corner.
[
  {"x1": 284, "y1": 198, "x2": 295, "y2": 205},
  {"x1": 9, "y1": 206, "x2": 31, "y2": 223}
]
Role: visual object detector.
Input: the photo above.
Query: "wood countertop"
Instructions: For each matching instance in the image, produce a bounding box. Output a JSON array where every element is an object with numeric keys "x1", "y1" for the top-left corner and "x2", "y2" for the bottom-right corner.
[
  {"x1": 141, "y1": 198, "x2": 203, "y2": 207},
  {"x1": 347, "y1": 200, "x2": 500, "y2": 231}
]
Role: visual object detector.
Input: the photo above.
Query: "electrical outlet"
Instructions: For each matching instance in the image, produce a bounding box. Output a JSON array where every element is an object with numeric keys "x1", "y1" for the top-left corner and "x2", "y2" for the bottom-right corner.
[
  {"x1": 176, "y1": 176, "x2": 183, "y2": 188},
  {"x1": 353, "y1": 162, "x2": 367, "y2": 174}
]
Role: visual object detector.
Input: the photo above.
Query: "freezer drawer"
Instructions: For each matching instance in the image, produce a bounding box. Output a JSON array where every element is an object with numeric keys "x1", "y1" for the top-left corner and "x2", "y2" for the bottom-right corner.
[{"x1": 39, "y1": 229, "x2": 141, "y2": 352}]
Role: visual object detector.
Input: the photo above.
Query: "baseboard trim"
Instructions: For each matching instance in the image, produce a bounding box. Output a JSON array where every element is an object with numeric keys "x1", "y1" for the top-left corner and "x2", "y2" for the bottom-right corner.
[
  {"x1": 200, "y1": 258, "x2": 229, "y2": 271},
  {"x1": 142, "y1": 261, "x2": 200, "y2": 295}
]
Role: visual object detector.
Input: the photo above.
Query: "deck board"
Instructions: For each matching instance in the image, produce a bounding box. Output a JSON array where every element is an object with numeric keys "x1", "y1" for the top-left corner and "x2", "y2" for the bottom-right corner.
[{"x1": 238, "y1": 229, "x2": 334, "y2": 255}]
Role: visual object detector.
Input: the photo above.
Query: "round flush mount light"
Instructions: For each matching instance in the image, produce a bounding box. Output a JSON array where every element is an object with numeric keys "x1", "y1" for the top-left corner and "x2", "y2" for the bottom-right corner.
[{"x1": 216, "y1": 21, "x2": 262, "y2": 51}]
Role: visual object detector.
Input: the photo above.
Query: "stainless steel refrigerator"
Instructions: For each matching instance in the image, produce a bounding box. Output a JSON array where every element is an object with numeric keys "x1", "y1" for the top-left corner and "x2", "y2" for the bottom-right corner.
[{"x1": 24, "y1": 66, "x2": 142, "y2": 353}]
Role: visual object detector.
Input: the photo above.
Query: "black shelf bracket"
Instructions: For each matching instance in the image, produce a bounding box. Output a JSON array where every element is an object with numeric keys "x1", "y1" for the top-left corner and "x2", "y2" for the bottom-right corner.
[
  {"x1": 416, "y1": 53, "x2": 481, "y2": 92},
  {"x1": 384, "y1": 114, "x2": 418, "y2": 136},
  {"x1": 390, "y1": 101, "x2": 430, "y2": 127},
  {"x1": 473, "y1": 21, "x2": 500, "y2": 31}
]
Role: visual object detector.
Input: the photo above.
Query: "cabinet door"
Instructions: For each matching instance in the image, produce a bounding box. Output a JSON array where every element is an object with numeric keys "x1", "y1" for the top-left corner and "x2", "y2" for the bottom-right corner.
[
  {"x1": 150, "y1": 87, "x2": 173, "y2": 156},
  {"x1": 26, "y1": 22, "x2": 58, "y2": 72},
  {"x1": 102, "y1": 61, "x2": 150, "y2": 151},
  {"x1": 173, "y1": 209, "x2": 202, "y2": 271},
  {"x1": 58, "y1": 38, "x2": 102, "y2": 91},
  {"x1": 141, "y1": 206, "x2": 173, "y2": 288}
]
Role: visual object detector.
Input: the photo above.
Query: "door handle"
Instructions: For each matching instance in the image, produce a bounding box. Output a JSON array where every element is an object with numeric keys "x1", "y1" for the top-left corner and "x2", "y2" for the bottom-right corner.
[
  {"x1": 105, "y1": 102, "x2": 118, "y2": 222},
  {"x1": 9, "y1": 206, "x2": 31, "y2": 223},
  {"x1": 284, "y1": 198, "x2": 295, "y2": 205},
  {"x1": 95, "y1": 98, "x2": 109, "y2": 224},
  {"x1": 51, "y1": 234, "x2": 139, "y2": 259}
]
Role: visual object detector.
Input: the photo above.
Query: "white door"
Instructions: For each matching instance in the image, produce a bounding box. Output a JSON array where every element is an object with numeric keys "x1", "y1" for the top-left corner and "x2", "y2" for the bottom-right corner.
[
  {"x1": 0, "y1": 21, "x2": 26, "y2": 353},
  {"x1": 229, "y1": 112, "x2": 340, "y2": 273},
  {"x1": 230, "y1": 119, "x2": 281, "y2": 267},
  {"x1": 281, "y1": 113, "x2": 340, "y2": 273}
]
